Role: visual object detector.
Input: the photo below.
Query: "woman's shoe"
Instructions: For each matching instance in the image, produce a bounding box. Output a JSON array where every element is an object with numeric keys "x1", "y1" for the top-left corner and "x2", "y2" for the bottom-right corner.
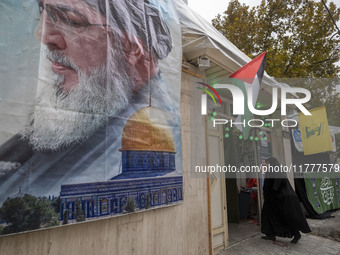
[
  {"x1": 290, "y1": 232, "x2": 301, "y2": 244},
  {"x1": 262, "y1": 235, "x2": 276, "y2": 241}
]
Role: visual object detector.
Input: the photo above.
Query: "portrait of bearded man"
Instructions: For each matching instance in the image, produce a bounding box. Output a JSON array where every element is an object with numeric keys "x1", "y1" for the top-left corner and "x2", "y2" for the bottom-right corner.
[{"x1": 0, "y1": 0, "x2": 182, "y2": 205}]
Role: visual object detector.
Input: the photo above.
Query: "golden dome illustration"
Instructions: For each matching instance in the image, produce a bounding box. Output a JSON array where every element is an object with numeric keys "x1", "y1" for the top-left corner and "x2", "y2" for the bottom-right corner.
[{"x1": 120, "y1": 106, "x2": 176, "y2": 152}]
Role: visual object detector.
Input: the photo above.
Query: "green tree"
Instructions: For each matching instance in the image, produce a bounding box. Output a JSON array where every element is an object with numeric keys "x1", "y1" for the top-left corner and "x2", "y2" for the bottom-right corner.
[
  {"x1": 75, "y1": 200, "x2": 85, "y2": 222},
  {"x1": 63, "y1": 210, "x2": 69, "y2": 225},
  {"x1": 212, "y1": 0, "x2": 340, "y2": 79},
  {"x1": 213, "y1": 0, "x2": 340, "y2": 156},
  {"x1": 51, "y1": 196, "x2": 61, "y2": 215},
  {"x1": 123, "y1": 197, "x2": 136, "y2": 213},
  {"x1": 0, "y1": 195, "x2": 59, "y2": 235},
  {"x1": 212, "y1": 1, "x2": 257, "y2": 55}
]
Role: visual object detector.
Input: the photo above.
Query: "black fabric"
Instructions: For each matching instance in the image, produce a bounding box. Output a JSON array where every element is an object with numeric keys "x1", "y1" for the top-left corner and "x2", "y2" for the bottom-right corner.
[
  {"x1": 290, "y1": 129, "x2": 331, "y2": 218},
  {"x1": 294, "y1": 178, "x2": 319, "y2": 218},
  {"x1": 261, "y1": 160, "x2": 311, "y2": 238}
]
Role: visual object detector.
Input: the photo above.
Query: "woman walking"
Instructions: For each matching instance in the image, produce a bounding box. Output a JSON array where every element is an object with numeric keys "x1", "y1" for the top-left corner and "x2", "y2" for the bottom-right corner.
[{"x1": 261, "y1": 157, "x2": 311, "y2": 243}]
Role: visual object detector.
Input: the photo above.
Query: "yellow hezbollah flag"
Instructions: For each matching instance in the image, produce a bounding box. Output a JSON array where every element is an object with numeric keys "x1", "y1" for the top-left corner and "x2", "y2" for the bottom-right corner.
[{"x1": 298, "y1": 106, "x2": 333, "y2": 155}]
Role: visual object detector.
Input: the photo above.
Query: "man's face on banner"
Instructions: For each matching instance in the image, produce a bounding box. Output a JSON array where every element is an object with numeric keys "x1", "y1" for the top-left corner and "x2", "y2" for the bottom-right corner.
[
  {"x1": 36, "y1": 0, "x2": 109, "y2": 92},
  {"x1": 25, "y1": 0, "x2": 149, "y2": 151}
]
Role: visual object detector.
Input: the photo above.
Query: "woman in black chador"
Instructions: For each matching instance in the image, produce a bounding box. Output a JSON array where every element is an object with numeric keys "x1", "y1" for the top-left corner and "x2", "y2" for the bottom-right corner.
[{"x1": 261, "y1": 157, "x2": 311, "y2": 243}]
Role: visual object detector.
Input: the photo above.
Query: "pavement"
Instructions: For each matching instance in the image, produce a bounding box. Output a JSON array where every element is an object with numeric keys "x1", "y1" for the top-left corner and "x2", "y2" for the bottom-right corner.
[
  {"x1": 218, "y1": 209, "x2": 340, "y2": 255},
  {"x1": 307, "y1": 209, "x2": 340, "y2": 242},
  {"x1": 218, "y1": 233, "x2": 340, "y2": 255}
]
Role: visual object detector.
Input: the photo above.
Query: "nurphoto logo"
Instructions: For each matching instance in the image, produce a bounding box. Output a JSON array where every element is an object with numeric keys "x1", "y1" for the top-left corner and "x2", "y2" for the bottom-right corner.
[{"x1": 198, "y1": 52, "x2": 312, "y2": 129}]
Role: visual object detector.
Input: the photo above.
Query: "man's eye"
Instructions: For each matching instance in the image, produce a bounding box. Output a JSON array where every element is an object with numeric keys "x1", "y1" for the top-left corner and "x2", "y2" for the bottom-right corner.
[{"x1": 63, "y1": 11, "x2": 89, "y2": 27}]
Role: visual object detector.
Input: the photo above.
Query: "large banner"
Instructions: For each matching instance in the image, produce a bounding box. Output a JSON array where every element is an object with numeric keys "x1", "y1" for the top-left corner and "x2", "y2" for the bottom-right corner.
[
  {"x1": 0, "y1": 0, "x2": 182, "y2": 235},
  {"x1": 298, "y1": 106, "x2": 333, "y2": 155},
  {"x1": 292, "y1": 129, "x2": 336, "y2": 153},
  {"x1": 305, "y1": 173, "x2": 340, "y2": 214}
]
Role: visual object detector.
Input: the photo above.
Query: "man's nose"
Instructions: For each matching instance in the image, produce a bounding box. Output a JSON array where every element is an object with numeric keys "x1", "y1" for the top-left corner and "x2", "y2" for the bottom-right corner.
[{"x1": 35, "y1": 13, "x2": 67, "y2": 51}]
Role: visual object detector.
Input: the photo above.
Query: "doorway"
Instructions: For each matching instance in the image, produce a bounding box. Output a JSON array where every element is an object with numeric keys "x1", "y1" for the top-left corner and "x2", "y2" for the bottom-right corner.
[
  {"x1": 224, "y1": 128, "x2": 260, "y2": 246},
  {"x1": 208, "y1": 121, "x2": 273, "y2": 252}
]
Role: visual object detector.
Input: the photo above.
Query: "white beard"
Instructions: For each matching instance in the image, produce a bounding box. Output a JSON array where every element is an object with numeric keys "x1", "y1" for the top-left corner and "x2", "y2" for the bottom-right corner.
[{"x1": 22, "y1": 47, "x2": 133, "y2": 151}]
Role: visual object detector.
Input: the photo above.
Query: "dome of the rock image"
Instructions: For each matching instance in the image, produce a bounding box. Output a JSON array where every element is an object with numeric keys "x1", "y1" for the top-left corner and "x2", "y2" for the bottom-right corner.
[
  {"x1": 120, "y1": 106, "x2": 175, "y2": 153},
  {"x1": 112, "y1": 106, "x2": 177, "y2": 179},
  {"x1": 60, "y1": 107, "x2": 183, "y2": 221}
]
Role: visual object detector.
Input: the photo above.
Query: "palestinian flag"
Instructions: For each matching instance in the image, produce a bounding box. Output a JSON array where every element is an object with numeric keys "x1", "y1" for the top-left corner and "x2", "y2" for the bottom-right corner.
[{"x1": 229, "y1": 52, "x2": 266, "y2": 139}]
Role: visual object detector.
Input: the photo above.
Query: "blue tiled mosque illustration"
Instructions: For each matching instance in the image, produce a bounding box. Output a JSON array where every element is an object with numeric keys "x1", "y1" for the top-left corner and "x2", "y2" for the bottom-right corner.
[{"x1": 60, "y1": 107, "x2": 183, "y2": 221}]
